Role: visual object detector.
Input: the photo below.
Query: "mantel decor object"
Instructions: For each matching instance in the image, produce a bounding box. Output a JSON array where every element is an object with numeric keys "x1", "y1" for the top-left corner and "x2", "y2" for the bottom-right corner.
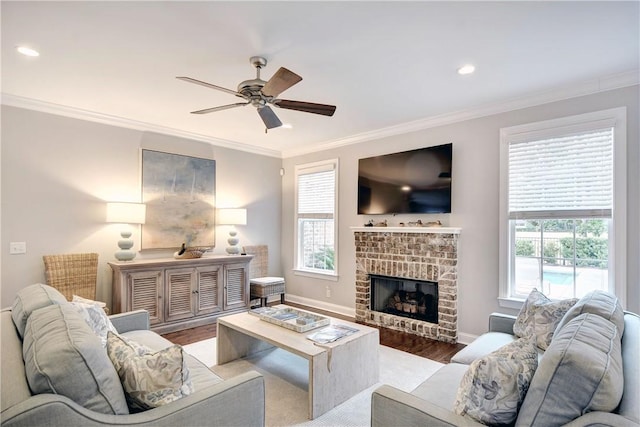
[
  {"x1": 173, "y1": 243, "x2": 209, "y2": 259},
  {"x1": 106, "y1": 202, "x2": 146, "y2": 261},
  {"x1": 217, "y1": 208, "x2": 247, "y2": 255}
]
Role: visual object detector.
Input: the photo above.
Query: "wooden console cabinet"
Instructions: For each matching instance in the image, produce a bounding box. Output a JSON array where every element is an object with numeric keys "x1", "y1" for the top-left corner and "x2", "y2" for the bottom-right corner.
[{"x1": 109, "y1": 255, "x2": 252, "y2": 334}]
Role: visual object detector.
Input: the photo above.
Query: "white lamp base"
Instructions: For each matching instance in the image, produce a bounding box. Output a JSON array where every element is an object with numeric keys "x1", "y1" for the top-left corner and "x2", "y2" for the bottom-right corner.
[
  {"x1": 115, "y1": 230, "x2": 137, "y2": 261},
  {"x1": 225, "y1": 229, "x2": 241, "y2": 255}
]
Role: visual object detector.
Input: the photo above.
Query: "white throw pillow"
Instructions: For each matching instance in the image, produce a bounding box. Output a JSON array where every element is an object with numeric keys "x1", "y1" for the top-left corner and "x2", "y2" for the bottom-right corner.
[{"x1": 72, "y1": 294, "x2": 107, "y2": 309}]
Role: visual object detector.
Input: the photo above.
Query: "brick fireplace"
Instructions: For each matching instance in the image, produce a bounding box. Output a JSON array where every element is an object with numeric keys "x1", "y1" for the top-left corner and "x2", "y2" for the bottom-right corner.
[{"x1": 353, "y1": 227, "x2": 460, "y2": 343}]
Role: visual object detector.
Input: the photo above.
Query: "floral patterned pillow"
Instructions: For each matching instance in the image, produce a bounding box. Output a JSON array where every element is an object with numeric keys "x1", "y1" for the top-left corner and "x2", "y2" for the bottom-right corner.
[
  {"x1": 513, "y1": 288, "x2": 577, "y2": 349},
  {"x1": 106, "y1": 332, "x2": 194, "y2": 411},
  {"x1": 69, "y1": 300, "x2": 118, "y2": 347},
  {"x1": 453, "y1": 338, "x2": 538, "y2": 425},
  {"x1": 532, "y1": 298, "x2": 578, "y2": 349}
]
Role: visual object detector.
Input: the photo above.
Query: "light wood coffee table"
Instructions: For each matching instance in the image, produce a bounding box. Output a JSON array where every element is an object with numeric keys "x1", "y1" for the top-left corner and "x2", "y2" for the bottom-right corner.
[{"x1": 217, "y1": 306, "x2": 379, "y2": 419}]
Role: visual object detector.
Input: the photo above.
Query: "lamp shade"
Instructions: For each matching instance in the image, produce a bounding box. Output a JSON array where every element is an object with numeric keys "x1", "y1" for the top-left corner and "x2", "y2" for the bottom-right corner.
[
  {"x1": 217, "y1": 208, "x2": 247, "y2": 226},
  {"x1": 106, "y1": 202, "x2": 146, "y2": 224}
]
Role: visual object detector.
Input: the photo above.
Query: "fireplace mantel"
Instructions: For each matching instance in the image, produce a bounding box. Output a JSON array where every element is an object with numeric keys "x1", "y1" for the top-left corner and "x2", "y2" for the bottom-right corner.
[{"x1": 351, "y1": 226, "x2": 461, "y2": 234}]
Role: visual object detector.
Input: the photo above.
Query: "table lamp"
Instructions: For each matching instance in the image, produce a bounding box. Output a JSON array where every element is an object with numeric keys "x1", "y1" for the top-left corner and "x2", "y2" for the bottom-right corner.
[
  {"x1": 217, "y1": 208, "x2": 247, "y2": 255},
  {"x1": 106, "y1": 202, "x2": 146, "y2": 261}
]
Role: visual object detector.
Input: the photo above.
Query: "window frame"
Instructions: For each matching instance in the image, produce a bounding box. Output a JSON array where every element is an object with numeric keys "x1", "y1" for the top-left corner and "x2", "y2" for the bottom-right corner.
[
  {"x1": 499, "y1": 107, "x2": 627, "y2": 308},
  {"x1": 293, "y1": 158, "x2": 339, "y2": 281}
]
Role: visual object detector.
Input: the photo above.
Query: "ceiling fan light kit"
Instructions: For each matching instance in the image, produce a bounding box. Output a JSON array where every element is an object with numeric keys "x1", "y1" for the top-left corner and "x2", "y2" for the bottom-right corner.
[{"x1": 177, "y1": 56, "x2": 336, "y2": 131}]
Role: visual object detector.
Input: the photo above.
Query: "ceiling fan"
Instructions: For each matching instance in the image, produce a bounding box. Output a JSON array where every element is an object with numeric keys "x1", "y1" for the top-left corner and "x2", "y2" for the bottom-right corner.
[{"x1": 177, "y1": 56, "x2": 336, "y2": 131}]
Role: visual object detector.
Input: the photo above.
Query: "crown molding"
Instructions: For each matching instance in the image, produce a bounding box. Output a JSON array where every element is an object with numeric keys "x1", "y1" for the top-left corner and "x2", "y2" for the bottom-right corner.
[
  {"x1": 3, "y1": 69, "x2": 637, "y2": 160},
  {"x1": 0, "y1": 93, "x2": 282, "y2": 158},
  {"x1": 281, "y1": 69, "x2": 639, "y2": 158}
]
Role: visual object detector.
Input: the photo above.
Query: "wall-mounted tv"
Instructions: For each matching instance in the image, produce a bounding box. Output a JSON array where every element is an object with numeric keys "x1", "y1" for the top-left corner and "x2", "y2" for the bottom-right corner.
[{"x1": 358, "y1": 143, "x2": 452, "y2": 215}]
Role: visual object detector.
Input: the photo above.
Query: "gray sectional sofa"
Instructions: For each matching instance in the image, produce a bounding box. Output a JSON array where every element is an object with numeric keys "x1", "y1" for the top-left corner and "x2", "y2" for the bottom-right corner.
[
  {"x1": 1, "y1": 284, "x2": 265, "y2": 427},
  {"x1": 372, "y1": 291, "x2": 640, "y2": 426}
]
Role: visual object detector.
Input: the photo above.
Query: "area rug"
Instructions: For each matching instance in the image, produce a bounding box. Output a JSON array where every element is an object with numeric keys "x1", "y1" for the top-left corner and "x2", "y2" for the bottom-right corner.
[{"x1": 183, "y1": 338, "x2": 443, "y2": 427}]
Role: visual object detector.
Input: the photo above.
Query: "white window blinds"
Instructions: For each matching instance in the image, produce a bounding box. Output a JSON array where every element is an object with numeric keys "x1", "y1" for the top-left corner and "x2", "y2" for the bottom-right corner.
[
  {"x1": 297, "y1": 166, "x2": 335, "y2": 218},
  {"x1": 508, "y1": 128, "x2": 613, "y2": 219}
]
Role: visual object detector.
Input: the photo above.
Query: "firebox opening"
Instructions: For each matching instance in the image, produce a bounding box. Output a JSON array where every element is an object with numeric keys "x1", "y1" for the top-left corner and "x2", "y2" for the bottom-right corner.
[{"x1": 370, "y1": 274, "x2": 438, "y2": 324}]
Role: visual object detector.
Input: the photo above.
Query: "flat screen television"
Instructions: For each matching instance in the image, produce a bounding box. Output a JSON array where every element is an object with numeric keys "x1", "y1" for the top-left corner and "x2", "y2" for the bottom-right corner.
[{"x1": 358, "y1": 143, "x2": 452, "y2": 215}]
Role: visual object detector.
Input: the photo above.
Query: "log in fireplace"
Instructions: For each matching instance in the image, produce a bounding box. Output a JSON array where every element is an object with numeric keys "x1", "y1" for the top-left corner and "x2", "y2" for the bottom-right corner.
[{"x1": 370, "y1": 275, "x2": 438, "y2": 324}]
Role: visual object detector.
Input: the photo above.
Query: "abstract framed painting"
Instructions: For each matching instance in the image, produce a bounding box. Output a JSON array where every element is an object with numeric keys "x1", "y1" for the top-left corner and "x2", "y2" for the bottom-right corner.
[{"x1": 141, "y1": 149, "x2": 216, "y2": 250}]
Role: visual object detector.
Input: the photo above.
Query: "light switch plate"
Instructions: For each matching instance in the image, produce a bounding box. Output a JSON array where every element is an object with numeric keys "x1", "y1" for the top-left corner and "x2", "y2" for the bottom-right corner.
[{"x1": 9, "y1": 242, "x2": 26, "y2": 254}]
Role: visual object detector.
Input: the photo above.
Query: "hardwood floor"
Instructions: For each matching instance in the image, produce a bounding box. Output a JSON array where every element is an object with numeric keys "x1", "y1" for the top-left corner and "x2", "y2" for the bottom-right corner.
[{"x1": 161, "y1": 301, "x2": 466, "y2": 364}]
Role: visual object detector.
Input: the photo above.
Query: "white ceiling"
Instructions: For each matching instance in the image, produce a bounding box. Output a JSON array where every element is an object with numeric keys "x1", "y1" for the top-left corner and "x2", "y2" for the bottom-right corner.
[{"x1": 2, "y1": 1, "x2": 638, "y2": 158}]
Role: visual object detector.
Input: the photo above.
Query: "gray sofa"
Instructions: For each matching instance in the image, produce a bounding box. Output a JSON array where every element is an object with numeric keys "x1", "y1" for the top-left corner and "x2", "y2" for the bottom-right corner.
[
  {"x1": 1, "y1": 284, "x2": 265, "y2": 427},
  {"x1": 372, "y1": 292, "x2": 639, "y2": 426}
]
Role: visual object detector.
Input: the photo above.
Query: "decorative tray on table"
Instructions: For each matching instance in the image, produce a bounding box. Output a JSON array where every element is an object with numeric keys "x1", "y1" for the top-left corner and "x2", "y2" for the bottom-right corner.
[{"x1": 249, "y1": 306, "x2": 330, "y2": 333}]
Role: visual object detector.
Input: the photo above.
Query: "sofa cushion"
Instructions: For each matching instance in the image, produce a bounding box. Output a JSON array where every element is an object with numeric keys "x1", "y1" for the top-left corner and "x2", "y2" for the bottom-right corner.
[
  {"x1": 22, "y1": 304, "x2": 129, "y2": 415},
  {"x1": 556, "y1": 290, "x2": 624, "y2": 338},
  {"x1": 11, "y1": 283, "x2": 67, "y2": 339},
  {"x1": 451, "y1": 332, "x2": 517, "y2": 365},
  {"x1": 453, "y1": 338, "x2": 538, "y2": 425},
  {"x1": 513, "y1": 288, "x2": 577, "y2": 349},
  {"x1": 411, "y1": 362, "x2": 469, "y2": 411},
  {"x1": 516, "y1": 313, "x2": 623, "y2": 427},
  {"x1": 106, "y1": 332, "x2": 194, "y2": 412},
  {"x1": 1, "y1": 309, "x2": 31, "y2": 412}
]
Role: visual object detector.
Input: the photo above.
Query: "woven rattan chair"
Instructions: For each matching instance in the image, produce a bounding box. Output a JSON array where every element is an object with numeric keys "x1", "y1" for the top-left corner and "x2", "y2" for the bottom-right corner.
[
  {"x1": 243, "y1": 245, "x2": 285, "y2": 307},
  {"x1": 42, "y1": 253, "x2": 99, "y2": 301}
]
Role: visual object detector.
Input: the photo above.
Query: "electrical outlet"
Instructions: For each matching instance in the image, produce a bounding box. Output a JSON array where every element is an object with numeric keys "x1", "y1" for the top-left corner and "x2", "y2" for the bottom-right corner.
[
  {"x1": 10, "y1": 242, "x2": 27, "y2": 254},
  {"x1": 326, "y1": 286, "x2": 331, "y2": 298}
]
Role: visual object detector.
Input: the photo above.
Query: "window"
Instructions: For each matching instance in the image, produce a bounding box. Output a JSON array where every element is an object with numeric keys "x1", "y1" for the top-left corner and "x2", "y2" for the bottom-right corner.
[
  {"x1": 499, "y1": 108, "x2": 626, "y2": 307},
  {"x1": 294, "y1": 159, "x2": 338, "y2": 279}
]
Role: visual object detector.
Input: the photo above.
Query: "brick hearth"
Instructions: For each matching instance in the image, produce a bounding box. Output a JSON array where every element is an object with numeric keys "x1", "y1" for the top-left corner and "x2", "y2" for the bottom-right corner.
[{"x1": 352, "y1": 227, "x2": 461, "y2": 343}]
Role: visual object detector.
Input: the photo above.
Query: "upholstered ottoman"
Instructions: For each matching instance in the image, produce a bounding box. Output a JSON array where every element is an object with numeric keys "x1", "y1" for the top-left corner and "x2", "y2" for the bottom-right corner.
[{"x1": 250, "y1": 277, "x2": 285, "y2": 307}]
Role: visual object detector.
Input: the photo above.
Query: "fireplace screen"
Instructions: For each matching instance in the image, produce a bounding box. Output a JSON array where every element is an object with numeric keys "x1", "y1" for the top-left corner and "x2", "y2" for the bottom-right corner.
[{"x1": 370, "y1": 275, "x2": 438, "y2": 324}]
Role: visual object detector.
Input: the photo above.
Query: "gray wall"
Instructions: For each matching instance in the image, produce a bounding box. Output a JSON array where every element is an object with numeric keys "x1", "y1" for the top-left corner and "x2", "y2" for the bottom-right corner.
[
  {"x1": 1, "y1": 105, "x2": 283, "y2": 309},
  {"x1": 2, "y1": 85, "x2": 638, "y2": 341},
  {"x1": 281, "y1": 85, "x2": 639, "y2": 341}
]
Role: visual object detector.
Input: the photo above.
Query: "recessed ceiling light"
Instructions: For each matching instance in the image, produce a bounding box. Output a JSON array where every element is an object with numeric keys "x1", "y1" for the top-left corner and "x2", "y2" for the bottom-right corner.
[
  {"x1": 457, "y1": 64, "x2": 475, "y2": 75},
  {"x1": 17, "y1": 46, "x2": 40, "y2": 57},
  {"x1": 281, "y1": 123, "x2": 293, "y2": 129}
]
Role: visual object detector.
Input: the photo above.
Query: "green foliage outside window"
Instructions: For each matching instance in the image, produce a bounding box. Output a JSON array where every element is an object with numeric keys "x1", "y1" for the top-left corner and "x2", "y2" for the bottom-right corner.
[
  {"x1": 312, "y1": 247, "x2": 335, "y2": 270},
  {"x1": 521, "y1": 219, "x2": 605, "y2": 237},
  {"x1": 543, "y1": 241, "x2": 560, "y2": 264},
  {"x1": 560, "y1": 237, "x2": 608, "y2": 268},
  {"x1": 515, "y1": 239, "x2": 535, "y2": 257}
]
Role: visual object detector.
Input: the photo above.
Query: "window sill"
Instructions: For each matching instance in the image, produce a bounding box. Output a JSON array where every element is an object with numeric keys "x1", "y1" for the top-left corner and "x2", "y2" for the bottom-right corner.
[
  {"x1": 498, "y1": 297, "x2": 525, "y2": 310},
  {"x1": 293, "y1": 269, "x2": 339, "y2": 282}
]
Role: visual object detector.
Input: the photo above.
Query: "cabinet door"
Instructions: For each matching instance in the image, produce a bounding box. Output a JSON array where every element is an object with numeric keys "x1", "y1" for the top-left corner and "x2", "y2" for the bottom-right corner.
[
  {"x1": 127, "y1": 270, "x2": 163, "y2": 325},
  {"x1": 224, "y1": 262, "x2": 248, "y2": 310},
  {"x1": 195, "y1": 265, "x2": 223, "y2": 315},
  {"x1": 165, "y1": 268, "x2": 196, "y2": 322}
]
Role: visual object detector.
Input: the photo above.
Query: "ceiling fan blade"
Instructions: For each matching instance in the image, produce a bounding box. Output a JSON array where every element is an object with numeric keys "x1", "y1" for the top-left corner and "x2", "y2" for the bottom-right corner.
[
  {"x1": 190, "y1": 102, "x2": 249, "y2": 114},
  {"x1": 261, "y1": 67, "x2": 302, "y2": 97},
  {"x1": 257, "y1": 106, "x2": 282, "y2": 129},
  {"x1": 274, "y1": 99, "x2": 336, "y2": 117},
  {"x1": 176, "y1": 76, "x2": 246, "y2": 98}
]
